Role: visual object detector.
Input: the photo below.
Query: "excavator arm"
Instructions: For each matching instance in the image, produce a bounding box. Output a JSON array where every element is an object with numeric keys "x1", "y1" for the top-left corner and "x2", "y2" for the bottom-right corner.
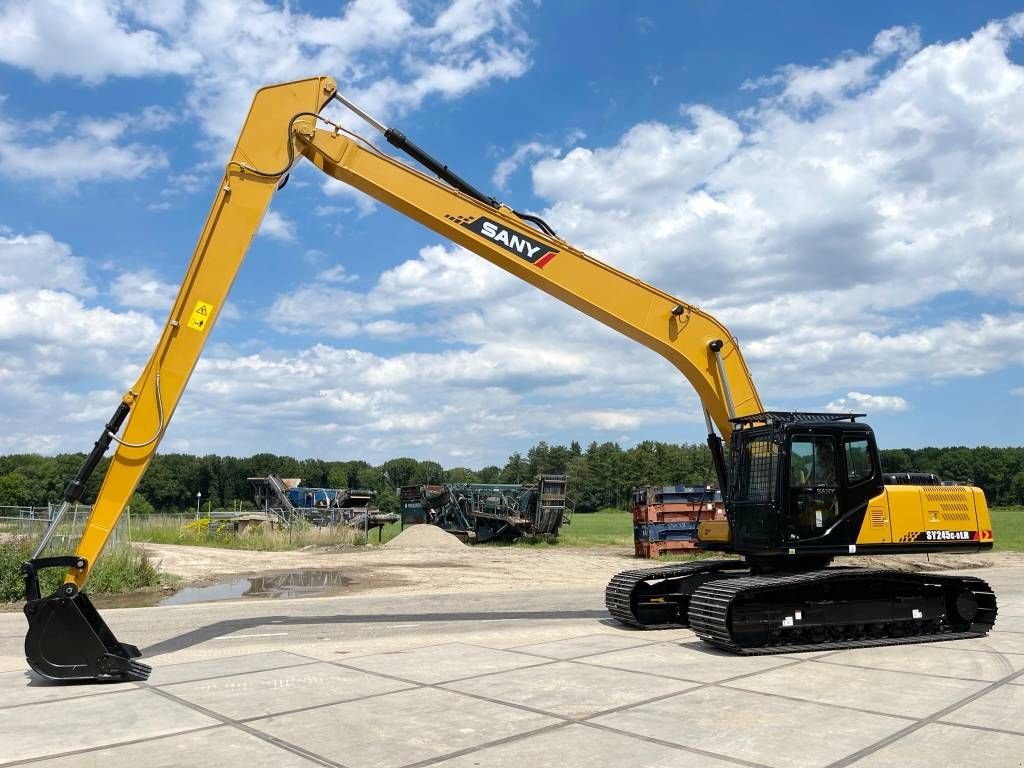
[{"x1": 22, "y1": 76, "x2": 761, "y2": 682}]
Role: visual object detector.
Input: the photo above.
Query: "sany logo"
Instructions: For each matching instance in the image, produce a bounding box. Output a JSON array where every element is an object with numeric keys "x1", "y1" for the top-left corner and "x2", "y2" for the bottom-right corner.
[{"x1": 461, "y1": 216, "x2": 558, "y2": 268}]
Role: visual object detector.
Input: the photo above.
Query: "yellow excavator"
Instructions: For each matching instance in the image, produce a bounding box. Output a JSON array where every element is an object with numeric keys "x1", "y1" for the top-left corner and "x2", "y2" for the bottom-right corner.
[{"x1": 22, "y1": 77, "x2": 997, "y2": 682}]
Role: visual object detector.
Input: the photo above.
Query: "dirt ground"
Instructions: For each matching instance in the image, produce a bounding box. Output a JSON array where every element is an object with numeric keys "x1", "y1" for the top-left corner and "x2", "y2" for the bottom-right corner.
[{"x1": 140, "y1": 542, "x2": 1024, "y2": 598}]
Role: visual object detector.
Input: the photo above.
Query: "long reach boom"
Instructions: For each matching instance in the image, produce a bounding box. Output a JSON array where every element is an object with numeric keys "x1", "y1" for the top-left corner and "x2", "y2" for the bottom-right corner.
[
  {"x1": 22, "y1": 76, "x2": 760, "y2": 682},
  {"x1": 25, "y1": 76, "x2": 994, "y2": 683}
]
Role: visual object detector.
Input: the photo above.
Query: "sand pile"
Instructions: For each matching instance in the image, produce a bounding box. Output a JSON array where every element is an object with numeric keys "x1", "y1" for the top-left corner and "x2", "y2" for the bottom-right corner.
[{"x1": 384, "y1": 524, "x2": 466, "y2": 550}]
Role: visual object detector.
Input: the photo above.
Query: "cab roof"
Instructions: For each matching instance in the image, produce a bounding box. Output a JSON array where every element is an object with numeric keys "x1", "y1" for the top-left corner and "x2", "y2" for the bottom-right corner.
[{"x1": 730, "y1": 411, "x2": 866, "y2": 428}]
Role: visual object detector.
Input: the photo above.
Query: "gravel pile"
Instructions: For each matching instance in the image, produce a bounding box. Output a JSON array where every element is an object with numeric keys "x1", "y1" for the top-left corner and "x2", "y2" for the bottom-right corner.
[{"x1": 384, "y1": 524, "x2": 466, "y2": 550}]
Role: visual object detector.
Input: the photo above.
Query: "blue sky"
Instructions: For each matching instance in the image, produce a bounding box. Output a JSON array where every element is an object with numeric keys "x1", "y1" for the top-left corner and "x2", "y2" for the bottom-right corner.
[{"x1": 0, "y1": 1, "x2": 1022, "y2": 466}]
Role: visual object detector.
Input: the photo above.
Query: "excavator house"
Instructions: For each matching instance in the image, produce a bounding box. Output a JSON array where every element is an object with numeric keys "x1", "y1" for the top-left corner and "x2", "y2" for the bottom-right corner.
[{"x1": 22, "y1": 77, "x2": 996, "y2": 683}]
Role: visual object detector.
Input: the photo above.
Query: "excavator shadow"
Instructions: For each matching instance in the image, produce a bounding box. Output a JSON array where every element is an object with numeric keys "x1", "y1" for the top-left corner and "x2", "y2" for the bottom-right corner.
[{"x1": 143, "y1": 609, "x2": 610, "y2": 658}]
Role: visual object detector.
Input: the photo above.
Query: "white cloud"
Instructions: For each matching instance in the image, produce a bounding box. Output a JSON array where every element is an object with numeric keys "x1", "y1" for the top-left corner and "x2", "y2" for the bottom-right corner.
[
  {"x1": 268, "y1": 243, "x2": 524, "y2": 338},
  {"x1": 316, "y1": 265, "x2": 359, "y2": 284},
  {"x1": 492, "y1": 141, "x2": 559, "y2": 190},
  {"x1": 429, "y1": 0, "x2": 522, "y2": 48},
  {"x1": 181, "y1": 0, "x2": 528, "y2": 153},
  {"x1": 136, "y1": 105, "x2": 181, "y2": 132},
  {"x1": 6, "y1": 16, "x2": 1024, "y2": 464},
  {"x1": 0, "y1": 1, "x2": 534, "y2": 167},
  {"x1": 370, "y1": 244, "x2": 517, "y2": 310},
  {"x1": 825, "y1": 392, "x2": 910, "y2": 414},
  {"x1": 0, "y1": 230, "x2": 165, "y2": 454},
  {"x1": 1011, "y1": 387, "x2": 1024, "y2": 397},
  {"x1": 526, "y1": 14, "x2": 1024, "y2": 404},
  {"x1": 0, "y1": 289, "x2": 155, "y2": 349},
  {"x1": 320, "y1": 180, "x2": 379, "y2": 218},
  {"x1": 252, "y1": 12, "x2": 1024, "y2": 462},
  {"x1": 257, "y1": 210, "x2": 297, "y2": 242},
  {"x1": 533, "y1": 107, "x2": 742, "y2": 210},
  {"x1": 110, "y1": 269, "x2": 177, "y2": 311},
  {"x1": 0, "y1": 105, "x2": 168, "y2": 185},
  {"x1": 148, "y1": 333, "x2": 687, "y2": 460},
  {"x1": 0, "y1": 230, "x2": 93, "y2": 295},
  {"x1": 0, "y1": 0, "x2": 200, "y2": 82}
]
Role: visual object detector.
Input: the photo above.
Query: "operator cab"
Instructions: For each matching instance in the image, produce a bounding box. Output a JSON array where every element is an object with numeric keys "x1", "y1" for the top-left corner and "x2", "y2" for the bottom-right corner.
[{"x1": 725, "y1": 412, "x2": 882, "y2": 557}]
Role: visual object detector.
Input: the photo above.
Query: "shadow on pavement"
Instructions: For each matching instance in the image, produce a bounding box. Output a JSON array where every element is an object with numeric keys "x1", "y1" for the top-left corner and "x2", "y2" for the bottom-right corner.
[{"x1": 144, "y1": 609, "x2": 610, "y2": 656}]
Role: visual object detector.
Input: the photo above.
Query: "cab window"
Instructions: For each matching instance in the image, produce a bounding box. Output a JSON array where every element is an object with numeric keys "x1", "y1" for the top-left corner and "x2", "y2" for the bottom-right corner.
[
  {"x1": 789, "y1": 437, "x2": 838, "y2": 488},
  {"x1": 844, "y1": 438, "x2": 874, "y2": 484}
]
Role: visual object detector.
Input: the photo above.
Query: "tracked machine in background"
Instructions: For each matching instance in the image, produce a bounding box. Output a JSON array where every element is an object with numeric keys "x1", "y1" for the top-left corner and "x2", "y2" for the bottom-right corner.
[
  {"x1": 399, "y1": 475, "x2": 570, "y2": 542},
  {"x1": 247, "y1": 475, "x2": 398, "y2": 530},
  {"x1": 22, "y1": 76, "x2": 996, "y2": 683}
]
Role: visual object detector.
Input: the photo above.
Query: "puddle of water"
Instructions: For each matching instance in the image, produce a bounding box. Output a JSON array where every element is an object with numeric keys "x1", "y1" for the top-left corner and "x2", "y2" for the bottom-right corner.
[{"x1": 160, "y1": 569, "x2": 353, "y2": 607}]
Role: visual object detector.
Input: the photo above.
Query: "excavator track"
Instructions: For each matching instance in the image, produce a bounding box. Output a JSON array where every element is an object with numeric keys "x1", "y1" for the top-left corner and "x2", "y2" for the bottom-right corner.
[
  {"x1": 605, "y1": 559, "x2": 748, "y2": 628},
  {"x1": 688, "y1": 568, "x2": 997, "y2": 655}
]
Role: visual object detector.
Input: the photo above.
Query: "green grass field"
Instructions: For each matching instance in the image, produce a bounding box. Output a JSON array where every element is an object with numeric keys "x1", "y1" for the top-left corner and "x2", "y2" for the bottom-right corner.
[
  {"x1": 556, "y1": 506, "x2": 1024, "y2": 552},
  {"x1": 991, "y1": 506, "x2": 1023, "y2": 552},
  {"x1": 128, "y1": 516, "x2": 361, "y2": 550},
  {"x1": 116, "y1": 505, "x2": 1024, "y2": 555},
  {"x1": 551, "y1": 508, "x2": 634, "y2": 547}
]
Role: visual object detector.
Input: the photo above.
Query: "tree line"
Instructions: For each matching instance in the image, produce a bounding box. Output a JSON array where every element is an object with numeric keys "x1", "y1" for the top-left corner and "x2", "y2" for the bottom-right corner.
[{"x1": 0, "y1": 442, "x2": 1021, "y2": 515}]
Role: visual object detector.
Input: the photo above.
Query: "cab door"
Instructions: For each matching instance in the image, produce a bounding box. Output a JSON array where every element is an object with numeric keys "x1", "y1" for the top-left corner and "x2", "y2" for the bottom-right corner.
[
  {"x1": 784, "y1": 435, "x2": 841, "y2": 542},
  {"x1": 841, "y1": 434, "x2": 887, "y2": 543}
]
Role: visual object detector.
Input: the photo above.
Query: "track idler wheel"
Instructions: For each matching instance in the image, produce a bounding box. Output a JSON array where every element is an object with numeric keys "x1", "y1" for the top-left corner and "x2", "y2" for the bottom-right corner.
[
  {"x1": 23, "y1": 558, "x2": 150, "y2": 683},
  {"x1": 948, "y1": 588, "x2": 979, "y2": 629}
]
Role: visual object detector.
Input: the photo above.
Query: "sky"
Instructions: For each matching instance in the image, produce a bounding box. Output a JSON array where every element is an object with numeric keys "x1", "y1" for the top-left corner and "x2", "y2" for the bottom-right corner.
[{"x1": 0, "y1": 0, "x2": 1022, "y2": 467}]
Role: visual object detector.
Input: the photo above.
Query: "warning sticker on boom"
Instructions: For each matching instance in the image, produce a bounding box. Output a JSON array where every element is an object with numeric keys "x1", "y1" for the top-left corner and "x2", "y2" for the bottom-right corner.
[{"x1": 186, "y1": 300, "x2": 214, "y2": 332}]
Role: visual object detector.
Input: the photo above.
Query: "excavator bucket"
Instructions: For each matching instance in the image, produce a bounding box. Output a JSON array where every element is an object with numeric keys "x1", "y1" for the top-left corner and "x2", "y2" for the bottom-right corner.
[{"x1": 23, "y1": 558, "x2": 150, "y2": 683}]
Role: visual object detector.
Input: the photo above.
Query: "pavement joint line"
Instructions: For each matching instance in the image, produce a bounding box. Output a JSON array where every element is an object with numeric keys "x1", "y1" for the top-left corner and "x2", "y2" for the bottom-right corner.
[
  {"x1": 450, "y1": 638, "x2": 598, "y2": 658},
  {"x1": 236, "y1": 682, "x2": 420, "y2": 723},
  {"x1": 396, "y1": 722, "x2": 574, "y2": 768},
  {"x1": 151, "y1": 658, "x2": 324, "y2": 689},
  {"x1": 912, "y1": 637, "x2": 1024, "y2": 653},
  {"x1": 811, "y1": 656, "x2": 1021, "y2": 684},
  {"x1": 930, "y1": 719, "x2": 1024, "y2": 738},
  {"x1": 393, "y1": 683, "x2": 775, "y2": 768},
  {"x1": 425, "y1": 648, "x2": 824, "y2": 728},
  {"x1": 340, "y1": 640, "x2": 845, "y2": 729},
  {"x1": 504, "y1": 630, "x2": 659, "y2": 651},
  {"x1": 580, "y1": 721, "x2": 775, "y2": 768},
  {"x1": 911, "y1": 643, "x2": 1024, "y2": 656},
  {"x1": 0, "y1": 682, "x2": 133, "y2": 711},
  {"x1": 562, "y1": 644, "x2": 821, "y2": 689},
  {"x1": 823, "y1": 665, "x2": 1024, "y2": 768},
  {"x1": 331, "y1": 659, "x2": 561, "y2": 688},
  {"x1": 0, "y1": 724, "x2": 226, "y2": 768},
  {"x1": 335, "y1": 655, "x2": 710, "y2": 727},
  {"x1": 508, "y1": 639, "x2": 668, "y2": 662},
  {"x1": 332, "y1": 653, "x2": 561, "y2": 687},
  {"x1": 142, "y1": 680, "x2": 351, "y2": 768},
  {"x1": 4, "y1": 586, "x2": 1019, "y2": 764},
  {"x1": 567, "y1": 648, "x2": 932, "y2": 729},
  {"x1": 152, "y1": 648, "x2": 320, "y2": 668},
  {"x1": 310, "y1": 634, "x2": 553, "y2": 662},
  {"x1": 710, "y1": 678, "x2": 921, "y2": 723}
]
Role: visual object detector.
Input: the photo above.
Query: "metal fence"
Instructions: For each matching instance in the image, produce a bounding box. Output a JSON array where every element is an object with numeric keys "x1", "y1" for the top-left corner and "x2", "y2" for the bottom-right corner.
[
  {"x1": 0, "y1": 504, "x2": 132, "y2": 555},
  {"x1": 1, "y1": 506, "x2": 366, "y2": 555}
]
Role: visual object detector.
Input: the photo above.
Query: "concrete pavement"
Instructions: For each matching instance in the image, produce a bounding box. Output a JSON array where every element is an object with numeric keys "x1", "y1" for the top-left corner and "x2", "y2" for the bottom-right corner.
[{"x1": 1, "y1": 567, "x2": 1022, "y2": 767}]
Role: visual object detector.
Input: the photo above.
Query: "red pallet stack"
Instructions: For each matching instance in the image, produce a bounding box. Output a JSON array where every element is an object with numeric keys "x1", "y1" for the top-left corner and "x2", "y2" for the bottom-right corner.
[{"x1": 632, "y1": 485, "x2": 725, "y2": 558}]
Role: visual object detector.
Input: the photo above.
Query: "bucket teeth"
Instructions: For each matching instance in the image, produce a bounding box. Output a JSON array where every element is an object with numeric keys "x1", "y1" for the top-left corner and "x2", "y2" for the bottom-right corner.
[{"x1": 24, "y1": 589, "x2": 147, "y2": 683}]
